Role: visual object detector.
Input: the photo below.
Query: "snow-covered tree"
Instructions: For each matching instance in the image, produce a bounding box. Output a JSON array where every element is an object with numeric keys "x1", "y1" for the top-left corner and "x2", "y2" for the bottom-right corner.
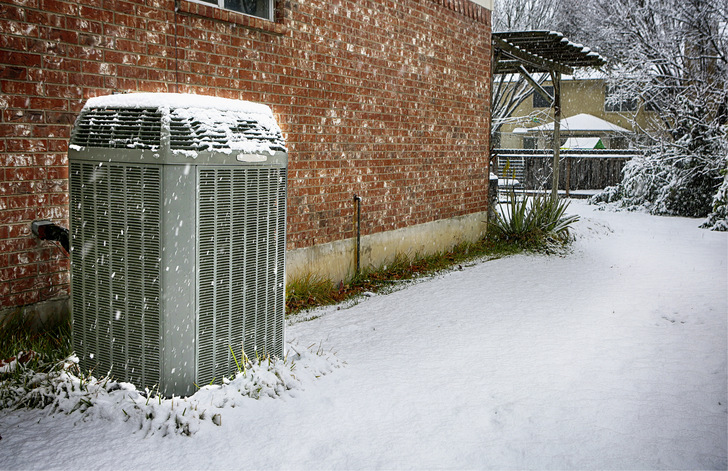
[
  {"x1": 492, "y1": 0, "x2": 564, "y2": 33},
  {"x1": 565, "y1": 0, "x2": 728, "y2": 227}
]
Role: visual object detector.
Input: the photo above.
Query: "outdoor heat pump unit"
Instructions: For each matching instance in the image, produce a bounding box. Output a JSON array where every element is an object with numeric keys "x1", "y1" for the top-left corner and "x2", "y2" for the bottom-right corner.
[{"x1": 68, "y1": 93, "x2": 287, "y2": 397}]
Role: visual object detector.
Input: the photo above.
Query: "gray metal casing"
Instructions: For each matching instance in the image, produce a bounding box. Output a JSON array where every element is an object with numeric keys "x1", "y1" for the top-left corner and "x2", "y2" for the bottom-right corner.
[{"x1": 68, "y1": 97, "x2": 287, "y2": 397}]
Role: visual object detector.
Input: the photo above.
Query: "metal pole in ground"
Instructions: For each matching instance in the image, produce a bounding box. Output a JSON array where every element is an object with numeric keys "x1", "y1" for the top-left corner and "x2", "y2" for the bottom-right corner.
[{"x1": 551, "y1": 71, "x2": 562, "y2": 201}]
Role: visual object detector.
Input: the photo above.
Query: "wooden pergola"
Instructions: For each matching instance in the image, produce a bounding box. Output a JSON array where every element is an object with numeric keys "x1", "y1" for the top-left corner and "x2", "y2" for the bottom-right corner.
[{"x1": 492, "y1": 31, "x2": 606, "y2": 199}]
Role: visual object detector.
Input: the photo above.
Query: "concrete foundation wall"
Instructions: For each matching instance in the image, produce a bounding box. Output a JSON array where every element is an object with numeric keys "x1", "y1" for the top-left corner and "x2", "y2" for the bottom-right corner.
[
  {"x1": 0, "y1": 296, "x2": 70, "y2": 332},
  {"x1": 287, "y1": 211, "x2": 490, "y2": 283}
]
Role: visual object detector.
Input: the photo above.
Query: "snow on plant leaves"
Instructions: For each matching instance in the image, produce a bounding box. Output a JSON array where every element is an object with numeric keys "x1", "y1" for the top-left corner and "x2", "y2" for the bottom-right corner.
[{"x1": 0, "y1": 343, "x2": 343, "y2": 437}]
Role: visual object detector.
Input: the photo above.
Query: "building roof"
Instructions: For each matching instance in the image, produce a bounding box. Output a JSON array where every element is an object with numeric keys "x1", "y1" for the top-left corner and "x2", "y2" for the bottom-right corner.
[
  {"x1": 514, "y1": 113, "x2": 631, "y2": 133},
  {"x1": 493, "y1": 31, "x2": 606, "y2": 75},
  {"x1": 561, "y1": 137, "x2": 605, "y2": 149}
]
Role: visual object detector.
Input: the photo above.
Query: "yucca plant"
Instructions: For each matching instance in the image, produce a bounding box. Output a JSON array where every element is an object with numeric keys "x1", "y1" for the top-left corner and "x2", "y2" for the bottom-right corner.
[{"x1": 489, "y1": 191, "x2": 580, "y2": 249}]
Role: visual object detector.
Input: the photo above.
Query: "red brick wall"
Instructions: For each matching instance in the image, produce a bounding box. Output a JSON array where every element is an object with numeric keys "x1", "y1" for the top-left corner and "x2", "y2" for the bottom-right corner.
[{"x1": 0, "y1": 0, "x2": 491, "y2": 310}]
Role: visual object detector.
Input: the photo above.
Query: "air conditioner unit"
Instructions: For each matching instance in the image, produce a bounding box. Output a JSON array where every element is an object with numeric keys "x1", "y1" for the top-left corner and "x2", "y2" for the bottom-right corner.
[{"x1": 68, "y1": 93, "x2": 287, "y2": 397}]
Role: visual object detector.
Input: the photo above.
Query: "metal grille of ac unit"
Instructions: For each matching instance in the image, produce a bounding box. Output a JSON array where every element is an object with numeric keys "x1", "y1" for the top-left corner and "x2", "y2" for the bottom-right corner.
[
  {"x1": 197, "y1": 167, "x2": 286, "y2": 385},
  {"x1": 71, "y1": 108, "x2": 163, "y2": 149},
  {"x1": 70, "y1": 161, "x2": 162, "y2": 386},
  {"x1": 168, "y1": 115, "x2": 287, "y2": 152},
  {"x1": 69, "y1": 94, "x2": 288, "y2": 396}
]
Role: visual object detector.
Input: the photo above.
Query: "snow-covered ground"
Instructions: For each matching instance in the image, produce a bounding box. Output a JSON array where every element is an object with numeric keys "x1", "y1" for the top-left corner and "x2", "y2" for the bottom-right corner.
[{"x1": 1, "y1": 200, "x2": 726, "y2": 469}]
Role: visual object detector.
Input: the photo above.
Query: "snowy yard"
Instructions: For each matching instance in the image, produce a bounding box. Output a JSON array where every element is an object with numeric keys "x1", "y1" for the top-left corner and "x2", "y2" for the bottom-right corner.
[{"x1": 1, "y1": 200, "x2": 726, "y2": 469}]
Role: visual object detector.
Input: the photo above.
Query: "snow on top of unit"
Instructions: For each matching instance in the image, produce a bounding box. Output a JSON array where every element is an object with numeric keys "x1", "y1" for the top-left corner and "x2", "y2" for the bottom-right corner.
[
  {"x1": 168, "y1": 105, "x2": 285, "y2": 155},
  {"x1": 81, "y1": 93, "x2": 286, "y2": 155},
  {"x1": 84, "y1": 93, "x2": 273, "y2": 116}
]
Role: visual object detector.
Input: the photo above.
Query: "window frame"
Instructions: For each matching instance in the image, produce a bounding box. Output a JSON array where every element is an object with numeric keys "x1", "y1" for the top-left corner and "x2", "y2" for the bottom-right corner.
[
  {"x1": 187, "y1": 0, "x2": 274, "y2": 22},
  {"x1": 523, "y1": 136, "x2": 537, "y2": 150},
  {"x1": 532, "y1": 86, "x2": 554, "y2": 109}
]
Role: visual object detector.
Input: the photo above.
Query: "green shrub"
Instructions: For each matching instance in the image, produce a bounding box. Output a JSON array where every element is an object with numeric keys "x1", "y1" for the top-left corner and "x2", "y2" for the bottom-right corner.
[{"x1": 489, "y1": 191, "x2": 580, "y2": 250}]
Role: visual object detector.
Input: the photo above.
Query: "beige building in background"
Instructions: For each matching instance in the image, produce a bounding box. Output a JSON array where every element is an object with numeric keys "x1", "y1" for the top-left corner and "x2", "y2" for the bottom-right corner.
[{"x1": 497, "y1": 73, "x2": 659, "y2": 149}]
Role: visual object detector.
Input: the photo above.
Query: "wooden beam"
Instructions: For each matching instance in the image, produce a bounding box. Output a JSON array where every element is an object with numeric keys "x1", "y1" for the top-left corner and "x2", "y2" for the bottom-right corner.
[
  {"x1": 492, "y1": 31, "x2": 606, "y2": 71},
  {"x1": 493, "y1": 36, "x2": 574, "y2": 75},
  {"x1": 517, "y1": 65, "x2": 552, "y2": 105}
]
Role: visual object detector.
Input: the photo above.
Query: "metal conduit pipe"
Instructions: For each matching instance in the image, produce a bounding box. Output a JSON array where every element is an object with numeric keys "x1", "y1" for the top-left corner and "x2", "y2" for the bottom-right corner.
[{"x1": 353, "y1": 194, "x2": 362, "y2": 275}]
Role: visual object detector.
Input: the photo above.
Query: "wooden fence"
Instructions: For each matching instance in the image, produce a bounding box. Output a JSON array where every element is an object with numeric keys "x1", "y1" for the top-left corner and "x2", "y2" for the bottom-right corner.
[{"x1": 494, "y1": 149, "x2": 636, "y2": 192}]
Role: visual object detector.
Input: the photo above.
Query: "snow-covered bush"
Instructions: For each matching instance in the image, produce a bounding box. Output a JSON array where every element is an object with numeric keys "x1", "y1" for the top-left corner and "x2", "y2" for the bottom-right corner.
[
  {"x1": 559, "y1": 0, "x2": 728, "y2": 228},
  {"x1": 592, "y1": 98, "x2": 727, "y2": 223},
  {"x1": 591, "y1": 141, "x2": 726, "y2": 219},
  {"x1": 701, "y1": 158, "x2": 728, "y2": 231}
]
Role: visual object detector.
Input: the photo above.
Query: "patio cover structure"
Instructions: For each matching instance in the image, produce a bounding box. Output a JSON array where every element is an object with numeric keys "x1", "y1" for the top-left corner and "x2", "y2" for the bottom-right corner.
[{"x1": 492, "y1": 31, "x2": 606, "y2": 198}]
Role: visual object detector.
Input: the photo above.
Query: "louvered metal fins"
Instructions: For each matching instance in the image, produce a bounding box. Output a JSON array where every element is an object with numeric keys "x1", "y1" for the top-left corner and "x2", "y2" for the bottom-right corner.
[{"x1": 69, "y1": 95, "x2": 287, "y2": 397}]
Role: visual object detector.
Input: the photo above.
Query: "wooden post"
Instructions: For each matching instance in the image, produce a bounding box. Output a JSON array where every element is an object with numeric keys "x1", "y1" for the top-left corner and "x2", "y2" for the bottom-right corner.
[
  {"x1": 488, "y1": 42, "x2": 500, "y2": 224},
  {"x1": 566, "y1": 155, "x2": 571, "y2": 197},
  {"x1": 551, "y1": 71, "x2": 561, "y2": 201}
]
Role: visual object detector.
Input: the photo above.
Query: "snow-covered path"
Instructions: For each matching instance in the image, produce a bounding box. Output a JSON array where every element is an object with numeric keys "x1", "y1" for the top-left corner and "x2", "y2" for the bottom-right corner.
[{"x1": 1, "y1": 201, "x2": 726, "y2": 469}]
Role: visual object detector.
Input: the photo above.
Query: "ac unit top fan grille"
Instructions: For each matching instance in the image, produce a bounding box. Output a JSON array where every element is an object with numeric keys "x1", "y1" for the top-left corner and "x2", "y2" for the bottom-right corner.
[
  {"x1": 70, "y1": 96, "x2": 286, "y2": 155},
  {"x1": 168, "y1": 111, "x2": 286, "y2": 153},
  {"x1": 71, "y1": 108, "x2": 163, "y2": 150}
]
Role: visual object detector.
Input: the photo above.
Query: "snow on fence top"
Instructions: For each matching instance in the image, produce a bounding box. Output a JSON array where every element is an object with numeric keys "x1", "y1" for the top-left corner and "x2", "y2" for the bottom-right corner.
[{"x1": 75, "y1": 93, "x2": 286, "y2": 156}]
